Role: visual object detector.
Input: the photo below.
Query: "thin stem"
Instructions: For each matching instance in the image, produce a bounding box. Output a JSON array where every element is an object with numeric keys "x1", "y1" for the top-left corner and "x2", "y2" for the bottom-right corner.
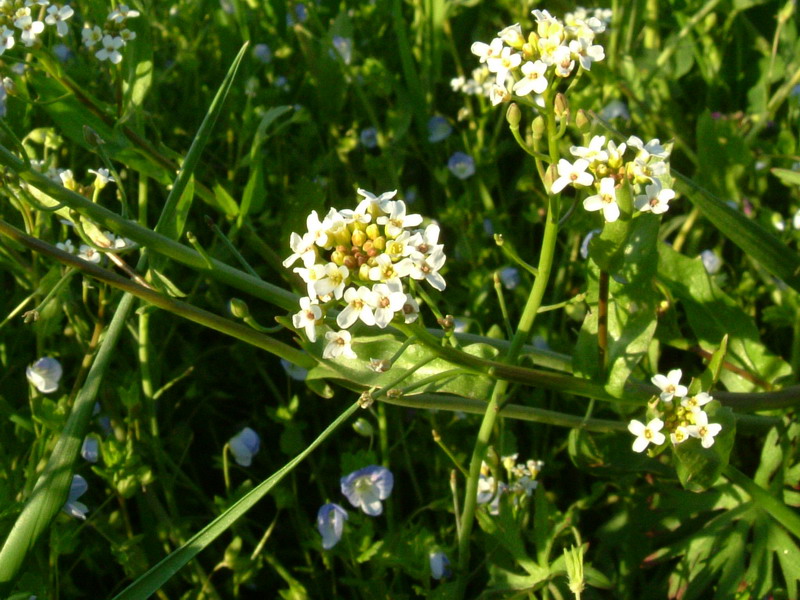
[{"x1": 597, "y1": 270, "x2": 609, "y2": 373}]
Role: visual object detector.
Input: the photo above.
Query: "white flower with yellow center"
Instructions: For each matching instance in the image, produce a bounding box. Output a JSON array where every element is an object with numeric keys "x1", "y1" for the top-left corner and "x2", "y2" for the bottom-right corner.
[
  {"x1": 314, "y1": 263, "x2": 349, "y2": 300},
  {"x1": 583, "y1": 177, "x2": 620, "y2": 223},
  {"x1": 551, "y1": 158, "x2": 593, "y2": 194},
  {"x1": 513, "y1": 60, "x2": 549, "y2": 96},
  {"x1": 634, "y1": 181, "x2": 675, "y2": 215},
  {"x1": 651, "y1": 369, "x2": 687, "y2": 402},
  {"x1": 292, "y1": 297, "x2": 322, "y2": 342},
  {"x1": 323, "y1": 330, "x2": 357, "y2": 360},
  {"x1": 686, "y1": 411, "x2": 722, "y2": 448},
  {"x1": 377, "y1": 200, "x2": 423, "y2": 238},
  {"x1": 628, "y1": 418, "x2": 666, "y2": 453},
  {"x1": 337, "y1": 286, "x2": 378, "y2": 329},
  {"x1": 371, "y1": 282, "x2": 407, "y2": 328},
  {"x1": 409, "y1": 248, "x2": 447, "y2": 291}
]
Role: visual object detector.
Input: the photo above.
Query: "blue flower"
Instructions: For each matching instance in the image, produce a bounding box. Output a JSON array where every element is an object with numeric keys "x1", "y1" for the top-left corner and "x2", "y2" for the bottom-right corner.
[
  {"x1": 499, "y1": 266, "x2": 520, "y2": 290},
  {"x1": 448, "y1": 152, "x2": 475, "y2": 180},
  {"x1": 332, "y1": 36, "x2": 353, "y2": 65},
  {"x1": 26, "y1": 357, "x2": 63, "y2": 394},
  {"x1": 81, "y1": 437, "x2": 99, "y2": 463},
  {"x1": 429, "y1": 551, "x2": 451, "y2": 579},
  {"x1": 427, "y1": 116, "x2": 452, "y2": 143},
  {"x1": 62, "y1": 474, "x2": 89, "y2": 520},
  {"x1": 317, "y1": 503, "x2": 348, "y2": 549},
  {"x1": 340, "y1": 465, "x2": 394, "y2": 516},
  {"x1": 360, "y1": 127, "x2": 378, "y2": 149},
  {"x1": 229, "y1": 427, "x2": 260, "y2": 467}
]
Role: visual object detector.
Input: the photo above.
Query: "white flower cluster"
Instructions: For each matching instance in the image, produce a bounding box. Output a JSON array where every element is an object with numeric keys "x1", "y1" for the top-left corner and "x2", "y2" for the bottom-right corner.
[
  {"x1": 469, "y1": 7, "x2": 611, "y2": 106},
  {"x1": 450, "y1": 65, "x2": 494, "y2": 97},
  {"x1": 477, "y1": 455, "x2": 544, "y2": 515},
  {"x1": 0, "y1": 0, "x2": 74, "y2": 54},
  {"x1": 628, "y1": 369, "x2": 722, "y2": 453},
  {"x1": 553, "y1": 134, "x2": 675, "y2": 222},
  {"x1": 285, "y1": 189, "x2": 446, "y2": 360},
  {"x1": 81, "y1": 3, "x2": 139, "y2": 64}
]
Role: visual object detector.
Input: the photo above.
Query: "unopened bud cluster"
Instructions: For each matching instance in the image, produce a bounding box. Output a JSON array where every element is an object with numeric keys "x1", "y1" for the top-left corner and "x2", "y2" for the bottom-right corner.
[{"x1": 285, "y1": 189, "x2": 446, "y2": 360}]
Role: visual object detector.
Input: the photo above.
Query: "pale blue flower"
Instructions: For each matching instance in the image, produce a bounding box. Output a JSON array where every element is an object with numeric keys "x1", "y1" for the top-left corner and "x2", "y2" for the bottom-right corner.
[
  {"x1": 280, "y1": 358, "x2": 308, "y2": 381},
  {"x1": 252, "y1": 43, "x2": 272, "y2": 63},
  {"x1": 429, "y1": 551, "x2": 451, "y2": 579},
  {"x1": 448, "y1": 152, "x2": 475, "y2": 179},
  {"x1": 340, "y1": 465, "x2": 393, "y2": 516},
  {"x1": 499, "y1": 266, "x2": 520, "y2": 290},
  {"x1": 360, "y1": 127, "x2": 378, "y2": 149},
  {"x1": 332, "y1": 36, "x2": 353, "y2": 65},
  {"x1": 62, "y1": 474, "x2": 89, "y2": 520},
  {"x1": 81, "y1": 437, "x2": 99, "y2": 463},
  {"x1": 700, "y1": 250, "x2": 721, "y2": 275},
  {"x1": 599, "y1": 99, "x2": 630, "y2": 121},
  {"x1": 427, "y1": 116, "x2": 452, "y2": 143},
  {"x1": 26, "y1": 357, "x2": 63, "y2": 394},
  {"x1": 317, "y1": 503, "x2": 348, "y2": 549},
  {"x1": 229, "y1": 427, "x2": 260, "y2": 467}
]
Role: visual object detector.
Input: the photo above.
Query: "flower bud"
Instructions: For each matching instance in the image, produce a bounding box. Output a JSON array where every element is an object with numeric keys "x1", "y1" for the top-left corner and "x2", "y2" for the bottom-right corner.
[
  {"x1": 366, "y1": 223, "x2": 380, "y2": 240},
  {"x1": 358, "y1": 263, "x2": 371, "y2": 280},
  {"x1": 330, "y1": 250, "x2": 346, "y2": 266},
  {"x1": 343, "y1": 255, "x2": 358, "y2": 271},
  {"x1": 531, "y1": 116, "x2": 546, "y2": 140},
  {"x1": 554, "y1": 93, "x2": 569, "y2": 119},
  {"x1": 351, "y1": 229, "x2": 367, "y2": 247},
  {"x1": 372, "y1": 236, "x2": 386, "y2": 251},
  {"x1": 575, "y1": 109, "x2": 590, "y2": 133},
  {"x1": 544, "y1": 163, "x2": 557, "y2": 191},
  {"x1": 334, "y1": 227, "x2": 351, "y2": 247},
  {"x1": 353, "y1": 417, "x2": 374, "y2": 437},
  {"x1": 506, "y1": 103, "x2": 521, "y2": 129},
  {"x1": 362, "y1": 240, "x2": 374, "y2": 254},
  {"x1": 228, "y1": 298, "x2": 250, "y2": 319}
]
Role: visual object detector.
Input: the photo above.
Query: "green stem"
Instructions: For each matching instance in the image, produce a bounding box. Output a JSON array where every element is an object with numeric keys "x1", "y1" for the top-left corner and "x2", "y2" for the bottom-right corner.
[{"x1": 454, "y1": 93, "x2": 563, "y2": 598}]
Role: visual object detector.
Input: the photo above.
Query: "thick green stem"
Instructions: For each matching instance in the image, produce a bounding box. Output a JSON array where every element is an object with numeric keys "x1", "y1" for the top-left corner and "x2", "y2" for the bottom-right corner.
[{"x1": 454, "y1": 94, "x2": 563, "y2": 597}]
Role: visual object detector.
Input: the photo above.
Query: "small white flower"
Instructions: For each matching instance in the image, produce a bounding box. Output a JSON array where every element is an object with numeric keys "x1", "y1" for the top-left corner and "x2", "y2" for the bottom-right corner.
[
  {"x1": 486, "y1": 47, "x2": 521, "y2": 87},
  {"x1": 293, "y1": 263, "x2": 326, "y2": 299},
  {"x1": 119, "y1": 28, "x2": 136, "y2": 42},
  {"x1": 78, "y1": 244, "x2": 102, "y2": 263},
  {"x1": 62, "y1": 474, "x2": 89, "y2": 520},
  {"x1": 370, "y1": 282, "x2": 407, "y2": 328},
  {"x1": 313, "y1": 262, "x2": 349, "y2": 300},
  {"x1": 627, "y1": 418, "x2": 666, "y2": 453},
  {"x1": 88, "y1": 167, "x2": 115, "y2": 188},
  {"x1": 282, "y1": 231, "x2": 317, "y2": 269},
  {"x1": 498, "y1": 23, "x2": 524, "y2": 47},
  {"x1": 552, "y1": 45, "x2": 575, "y2": 77},
  {"x1": 377, "y1": 199, "x2": 423, "y2": 238},
  {"x1": 670, "y1": 425, "x2": 690, "y2": 445},
  {"x1": 570, "y1": 135, "x2": 608, "y2": 163},
  {"x1": 45, "y1": 4, "x2": 73, "y2": 37},
  {"x1": 401, "y1": 294, "x2": 420, "y2": 323},
  {"x1": 681, "y1": 392, "x2": 713, "y2": 413},
  {"x1": 228, "y1": 427, "x2": 260, "y2": 466},
  {"x1": 470, "y1": 37, "x2": 503, "y2": 63},
  {"x1": 568, "y1": 37, "x2": 605, "y2": 70},
  {"x1": 292, "y1": 297, "x2": 322, "y2": 342},
  {"x1": 317, "y1": 503, "x2": 348, "y2": 549},
  {"x1": 551, "y1": 158, "x2": 593, "y2": 194},
  {"x1": 26, "y1": 357, "x2": 63, "y2": 393},
  {"x1": 56, "y1": 239, "x2": 75, "y2": 254},
  {"x1": 356, "y1": 188, "x2": 397, "y2": 213},
  {"x1": 651, "y1": 369, "x2": 688, "y2": 402},
  {"x1": 686, "y1": 411, "x2": 722, "y2": 448},
  {"x1": 408, "y1": 248, "x2": 447, "y2": 291},
  {"x1": 512, "y1": 60, "x2": 548, "y2": 96},
  {"x1": 0, "y1": 27, "x2": 15, "y2": 55},
  {"x1": 368, "y1": 253, "x2": 411, "y2": 284},
  {"x1": 634, "y1": 181, "x2": 675, "y2": 215},
  {"x1": 323, "y1": 330, "x2": 357, "y2": 360},
  {"x1": 340, "y1": 465, "x2": 394, "y2": 516},
  {"x1": 583, "y1": 177, "x2": 620, "y2": 222},
  {"x1": 108, "y1": 4, "x2": 140, "y2": 23},
  {"x1": 95, "y1": 35, "x2": 124, "y2": 64},
  {"x1": 337, "y1": 286, "x2": 377, "y2": 329},
  {"x1": 82, "y1": 25, "x2": 103, "y2": 48},
  {"x1": 14, "y1": 15, "x2": 45, "y2": 46}
]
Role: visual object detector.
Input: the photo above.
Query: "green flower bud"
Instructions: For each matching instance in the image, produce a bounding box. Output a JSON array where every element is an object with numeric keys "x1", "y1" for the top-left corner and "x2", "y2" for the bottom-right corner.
[
  {"x1": 353, "y1": 417, "x2": 374, "y2": 437},
  {"x1": 575, "y1": 109, "x2": 590, "y2": 133},
  {"x1": 532, "y1": 116, "x2": 546, "y2": 140},
  {"x1": 330, "y1": 250, "x2": 346, "y2": 266},
  {"x1": 554, "y1": 93, "x2": 569, "y2": 119},
  {"x1": 366, "y1": 223, "x2": 380, "y2": 240},
  {"x1": 358, "y1": 263, "x2": 371, "y2": 280},
  {"x1": 372, "y1": 236, "x2": 386, "y2": 251},
  {"x1": 228, "y1": 298, "x2": 250, "y2": 319},
  {"x1": 506, "y1": 103, "x2": 521, "y2": 129}
]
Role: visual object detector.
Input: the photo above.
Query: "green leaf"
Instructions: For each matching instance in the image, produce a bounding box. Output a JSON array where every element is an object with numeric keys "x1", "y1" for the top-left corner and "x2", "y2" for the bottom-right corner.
[
  {"x1": 121, "y1": 15, "x2": 154, "y2": 118},
  {"x1": 692, "y1": 334, "x2": 728, "y2": 394},
  {"x1": 305, "y1": 332, "x2": 495, "y2": 401},
  {"x1": 658, "y1": 243, "x2": 792, "y2": 391},
  {"x1": 158, "y1": 176, "x2": 195, "y2": 243},
  {"x1": 673, "y1": 170, "x2": 800, "y2": 293},
  {"x1": 771, "y1": 167, "x2": 800, "y2": 187}
]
